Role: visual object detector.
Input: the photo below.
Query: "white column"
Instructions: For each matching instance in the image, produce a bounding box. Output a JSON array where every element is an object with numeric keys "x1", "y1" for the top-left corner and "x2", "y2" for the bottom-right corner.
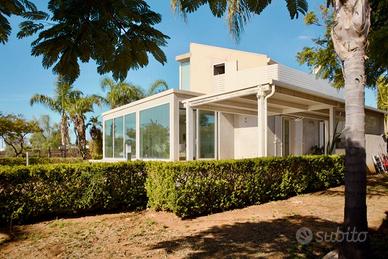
[
  {"x1": 136, "y1": 111, "x2": 140, "y2": 159},
  {"x1": 329, "y1": 107, "x2": 336, "y2": 153},
  {"x1": 257, "y1": 88, "x2": 267, "y2": 157},
  {"x1": 329, "y1": 107, "x2": 335, "y2": 139},
  {"x1": 324, "y1": 120, "x2": 329, "y2": 154},
  {"x1": 186, "y1": 105, "x2": 194, "y2": 160}
]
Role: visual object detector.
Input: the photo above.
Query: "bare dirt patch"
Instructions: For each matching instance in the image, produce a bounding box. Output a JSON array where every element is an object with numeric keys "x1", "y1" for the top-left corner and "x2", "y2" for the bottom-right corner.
[{"x1": 1, "y1": 174, "x2": 388, "y2": 258}]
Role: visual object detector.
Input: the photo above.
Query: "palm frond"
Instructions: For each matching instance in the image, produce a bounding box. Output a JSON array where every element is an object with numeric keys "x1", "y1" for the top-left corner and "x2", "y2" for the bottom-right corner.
[
  {"x1": 147, "y1": 80, "x2": 169, "y2": 96},
  {"x1": 30, "y1": 94, "x2": 59, "y2": 112},
  {"x1": 171, "y1": 0, "x2": 308, "y2": 40}
]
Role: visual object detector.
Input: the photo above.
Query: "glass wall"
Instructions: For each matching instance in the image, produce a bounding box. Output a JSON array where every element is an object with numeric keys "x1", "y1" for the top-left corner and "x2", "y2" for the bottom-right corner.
[
  {"x1": 198, "y1": 110, "x2": 215, "y2": 159},
  {"x1": 140, "y1": 103, "x2": 170, "y2": 159},
  {"x1": 179, "y1": 108, "x2": 186, "y2": 160},
  {"x1": 114, "y1": 117, "x2": 124, "y2": 158},
  {"x1": 125, "y1": 113, "x2": 136, "y2": 159},
  {"x1": 180, "y1": 61, "x2": 190, "y2": 90},
  {"x1": 104, "y1": 119, "x2": 113, "y2": 158}
]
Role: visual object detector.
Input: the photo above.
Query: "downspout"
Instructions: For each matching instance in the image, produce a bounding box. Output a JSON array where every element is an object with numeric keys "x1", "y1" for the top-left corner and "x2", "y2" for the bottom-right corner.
[{"x1": 264, "y1": 84, "x2": 276, "y2": 156}]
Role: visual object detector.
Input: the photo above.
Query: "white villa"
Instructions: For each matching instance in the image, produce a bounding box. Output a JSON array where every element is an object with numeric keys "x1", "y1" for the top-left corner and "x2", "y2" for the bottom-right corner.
[{"x1": 102, "y1": 43, "x2": 387, "y2": 168}]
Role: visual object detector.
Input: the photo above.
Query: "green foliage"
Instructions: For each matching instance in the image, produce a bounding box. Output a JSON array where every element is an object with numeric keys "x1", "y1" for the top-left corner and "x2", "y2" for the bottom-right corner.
[
  {"x1": 1, "y1": 156, "x2": 344, "y2": 225},
  {"x1": 377, "y1": 79, "x2": 388, "y2": 134},
  {"x1": 297, "y1": 1, "x2": 388, "y2": 88},
  {"x1": 30, "y1": 77, "x2": 82, "y2": 147},
  {"x1": 101, "y1": 77, "x2": 169, "y2": 109},
  {"x1": 146, "y1": 155, "x2": 344, "y2": 218},
  {"x1": 67, "y1": 94, "x2": 103, "y2": 159},
  {"x1": 0, "y1": 157, "x2": 84, "y2": 166},
  {"x1": 0, "y1": 0, "x2": 47, "y2": 44},
  {"x1": 88, "y1": 116, "x2": 103, "y2": 159},
  {"x1": 172, "y1": 0, "x2": 308, "y2": 40},
  {"x1": 140, "y1": 121, "x2": 169, "y2": 159},
  {"x1": 29, "y1": 115, "x2": 61, "y2": 150},
  {"x1": 0, "y1": 162, "x2": 147, "y2": 225},
  {"x1": 0, "y1": 113, "x2": 41, "y2": 157},
  {"x1": 18, "y1": 1, "x2": 169, "y2": 83}
]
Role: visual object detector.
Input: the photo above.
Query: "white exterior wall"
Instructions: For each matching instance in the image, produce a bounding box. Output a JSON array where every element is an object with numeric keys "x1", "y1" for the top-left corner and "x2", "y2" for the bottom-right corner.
[
  {"x1": 218, "y1": 113, "x2": 235, "y2": 159},
  {"x1": 233, "y1": 114, "x2": 258, "y2": 159}
]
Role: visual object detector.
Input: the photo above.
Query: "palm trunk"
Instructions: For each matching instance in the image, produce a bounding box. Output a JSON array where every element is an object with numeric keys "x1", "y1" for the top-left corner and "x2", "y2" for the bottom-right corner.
[
  {"x1": 74, "y1": 115, "x2": 88, "y2": 159},
  {"x1": 332, "y1": 0, "x2": 370, "y2": 258},
  {"x1": 342, "y1": 51, "x2": 368, "y2": 258},
  {"x1": 60, "y1": 113, "x2": 70, "y2": 157}
]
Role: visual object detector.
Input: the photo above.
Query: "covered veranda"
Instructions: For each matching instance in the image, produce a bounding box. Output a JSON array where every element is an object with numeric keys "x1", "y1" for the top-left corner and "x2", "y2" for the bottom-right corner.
[{"x1": 183, "y1": 81, "x2": 344, "y2": 161}]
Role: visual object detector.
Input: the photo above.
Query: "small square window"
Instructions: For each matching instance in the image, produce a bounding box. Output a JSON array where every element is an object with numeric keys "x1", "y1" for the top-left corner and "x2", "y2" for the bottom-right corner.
[{"x1": 214, "y1": 64, "x2": 225, "y2": 75}]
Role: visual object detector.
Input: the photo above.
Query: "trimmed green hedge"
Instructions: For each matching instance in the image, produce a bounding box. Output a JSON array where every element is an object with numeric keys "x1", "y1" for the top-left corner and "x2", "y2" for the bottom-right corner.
[
  {"x1": 1, "y1": 155, "x2": 344, "y2": 225},
  {"x1": 146, "y1": 155, "x2": 344, "y2": 218},
  {"x1": 0, "y1": 162, "x2": 147, "y2": 225},
  {"x1": 0, "y1": 157, "x2": 85, "y2": 166}
]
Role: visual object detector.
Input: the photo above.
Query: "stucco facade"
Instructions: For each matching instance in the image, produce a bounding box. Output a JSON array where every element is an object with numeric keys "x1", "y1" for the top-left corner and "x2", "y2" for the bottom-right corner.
[{"x1": 102, "y1": 43, "x2": 387, "y2": 170}]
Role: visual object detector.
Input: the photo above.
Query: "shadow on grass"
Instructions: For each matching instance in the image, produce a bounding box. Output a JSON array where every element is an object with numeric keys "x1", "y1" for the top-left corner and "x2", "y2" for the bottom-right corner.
[
  {"x1": 150, "y1": 215, "x2": 340, "y2": 258},
  {"x1": 370, "y1": 211, "x2": 388, "y2": 259},
  {"x1": 151, "y1": 211, "x2": 388, "y2": 258},
  {"x1": 312, "y1": 174, "x2": 388, "y2": 198}
]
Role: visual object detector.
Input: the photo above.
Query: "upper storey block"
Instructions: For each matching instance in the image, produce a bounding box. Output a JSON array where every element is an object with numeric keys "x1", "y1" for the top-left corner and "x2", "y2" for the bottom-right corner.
[{"x1": 176, "y1": 43, "x2": 274, "y2": 94}]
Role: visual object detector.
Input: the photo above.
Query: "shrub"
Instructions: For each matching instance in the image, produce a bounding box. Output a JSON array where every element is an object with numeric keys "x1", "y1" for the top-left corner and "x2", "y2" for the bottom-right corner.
[
  {"x1": 0, "y1": 162, "x2": 147, "y2": 225},
  {"x1": 0, "y1": 157, "x2": 84, "y2": 166},
  {"x1": 146, "y1": 155, "x2": 344, "y2": 218},
  {"x1": 1, "y1": 155, "x2": 345, "y2": 225}
]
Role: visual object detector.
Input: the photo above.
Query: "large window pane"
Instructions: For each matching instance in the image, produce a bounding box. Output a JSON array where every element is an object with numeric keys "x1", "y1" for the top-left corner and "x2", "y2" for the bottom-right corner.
[
  {"x1": 199, "y1": 110, "x2": 215, "y2": 159},
  {"x1": 179, "y1": 108, "x2": 186, "y2": 160},
  {"x1": 104, "y1": 119, "x2": 113, "y2": 158},
  {"x1": 114, "y1": 117, "x2": 124, "y2": 158},
  {"x1": 140, "y1": 104, "x2": 170, "y2": 159},
  {"x1": 125, "y1": 113, "x2": 136, "y2": 159},
  {"x1": 180, "y1": 61, "x2": 190, "y2": 90}
]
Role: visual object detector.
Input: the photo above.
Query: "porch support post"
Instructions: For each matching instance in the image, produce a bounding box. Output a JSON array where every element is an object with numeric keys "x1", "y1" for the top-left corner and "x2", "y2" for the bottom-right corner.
[
  {"x1": 329, "y1": 107, "x2": 336, "y2": 153},
  {"x1": 324, "y1": 120, "x2": 329, "y2": 154},
  {"x1": 257, "y1": 84, "x2": 273, "y2": 157},
  {"x1": 186, "y1": 104, "x2": 194, "y2": 161}
]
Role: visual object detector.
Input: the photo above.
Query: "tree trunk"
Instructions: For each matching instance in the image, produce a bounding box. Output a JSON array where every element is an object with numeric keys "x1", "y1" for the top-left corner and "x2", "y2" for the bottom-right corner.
[
  {"x1": 73, "y1": 115, "x2": 88, "y2": 160},
  {"x1": 60, "y1": 113, "x2": 69, "y2": 157},
  {"x1": 332, "y1": 0, "x2": 370, "y2": 258}
]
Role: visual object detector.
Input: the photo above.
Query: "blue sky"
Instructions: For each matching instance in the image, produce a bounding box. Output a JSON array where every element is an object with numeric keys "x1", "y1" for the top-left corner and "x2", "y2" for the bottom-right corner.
[{"x1": 0, "y1": 0, "x2": 377, "y2": 122}]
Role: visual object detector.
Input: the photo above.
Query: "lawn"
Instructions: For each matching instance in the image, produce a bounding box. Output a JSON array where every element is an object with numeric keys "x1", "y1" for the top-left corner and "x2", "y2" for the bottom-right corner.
[{"x1": 1, "y1": 174, "x2": 387, "y2": 258}]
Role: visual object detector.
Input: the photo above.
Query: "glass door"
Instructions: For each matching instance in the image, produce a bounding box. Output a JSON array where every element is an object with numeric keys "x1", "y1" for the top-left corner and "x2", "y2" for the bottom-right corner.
[{"x1": 197, "y1": 110, "x2": 216, "y2": 159}]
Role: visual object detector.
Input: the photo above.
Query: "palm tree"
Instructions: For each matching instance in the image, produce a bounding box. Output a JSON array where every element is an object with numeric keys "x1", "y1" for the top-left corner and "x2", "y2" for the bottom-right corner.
[
  {"x1": 66, "y1": 94, "x2": 103, "y2": 159},
  {"x1": 30, "y1": 77, "x2": 82, "y2": 155},
  {"x1": 87, "y1": 116, "x2": 103, "y2": 159},
  {"x1": 101, "y1": 78, "x2": 168, "y2": 109},
  {"x1": 172, "y1": 0, "x2": 371, "y2": 257}
]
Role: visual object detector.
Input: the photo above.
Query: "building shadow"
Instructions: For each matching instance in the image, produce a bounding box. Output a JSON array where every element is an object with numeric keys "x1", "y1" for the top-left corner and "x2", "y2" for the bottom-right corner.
[{"x1": 150, "y1": 215, "x2": 340, "y2": 258}]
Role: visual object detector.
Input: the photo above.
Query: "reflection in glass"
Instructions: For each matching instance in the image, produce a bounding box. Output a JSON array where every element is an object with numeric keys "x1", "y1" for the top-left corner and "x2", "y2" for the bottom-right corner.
[
  {"x1": 125, "y1": 113, "x2": 136, "y2": 159},
  {"x1": 181, "y1": 61, "x2": 190, "y2": 90},
  {"x1": 104, "y1": 119, "x2": 113, "y2": 158},
  {"x1": 179, "y1": 108, "x2": 186, "y2": 160},
  {"x1": 114, "y1": 117, "x2": 124, "y2": 158},
  {"x1": 140, "y1": 104, "x2": 170, "y2": 159},
  {"x1": 199, "y1": 110, "x2": 215, "y2": 159}
]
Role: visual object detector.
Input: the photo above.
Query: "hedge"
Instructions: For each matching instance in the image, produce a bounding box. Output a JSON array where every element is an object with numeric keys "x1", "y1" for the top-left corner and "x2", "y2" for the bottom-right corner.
[
  {"x1": 1, "y1": 155, "x2": 344, "y2": 225},
  {"x1": 0, "y1": 162, "x2": 147, "y2": 225},
  {"x1": 0, "y1": 157, "x2": 85, "y2": 166},
  {"x1": 146, "y1": 155, "x2": 344, "y2": 218}
]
